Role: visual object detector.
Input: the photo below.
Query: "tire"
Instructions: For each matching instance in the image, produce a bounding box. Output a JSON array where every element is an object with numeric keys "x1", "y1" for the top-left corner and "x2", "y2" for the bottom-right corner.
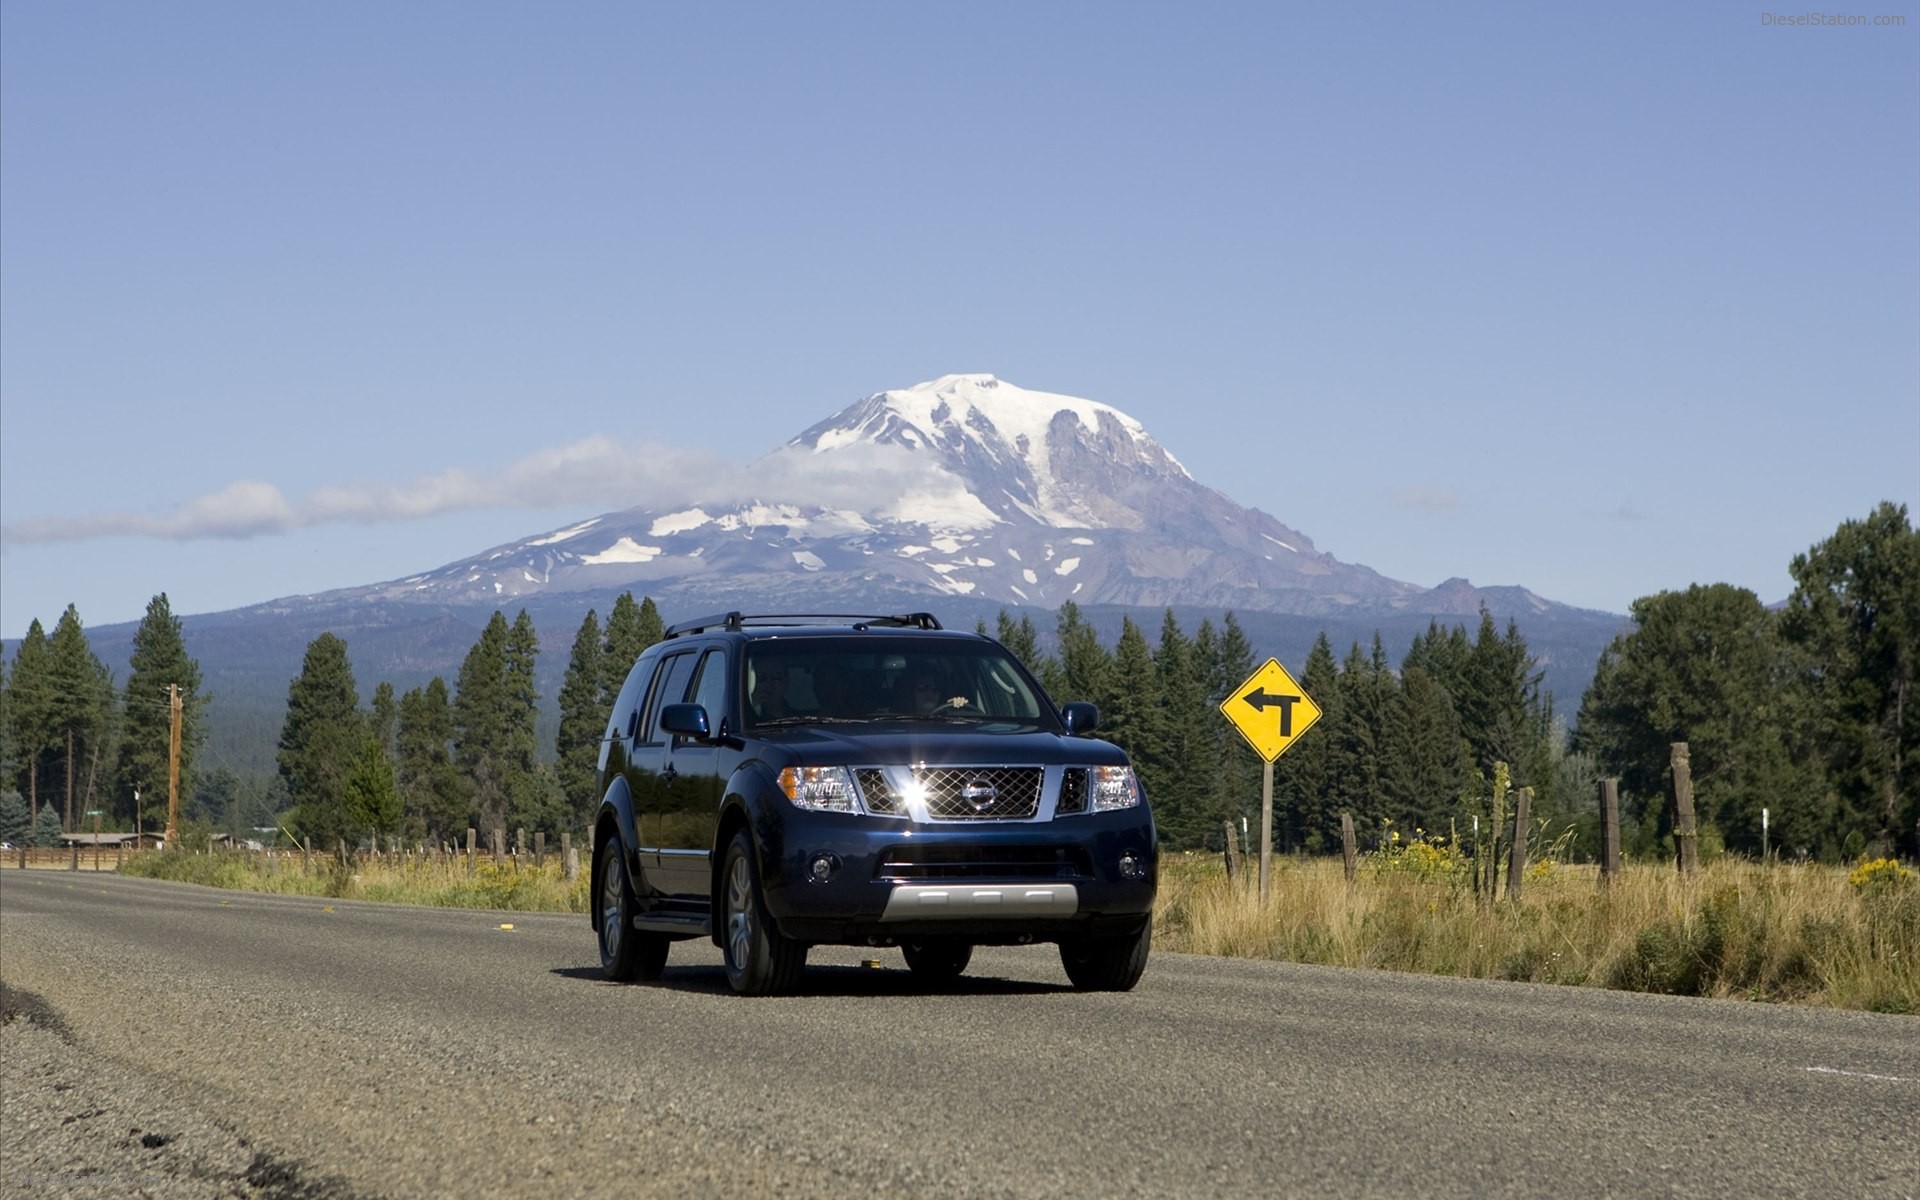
[
  {"x1": 720, "y1": 830, "x2": 807, "y2": 995},
  {"x1": 1059, "y1": 920, "x2": 1151, "y2": 992},
  {"x1": 901, "y1": 940, "x2": 973, "y2": 983},
  {"x1": 596, "y1": 834, "x2": 669, "y2": 983}
]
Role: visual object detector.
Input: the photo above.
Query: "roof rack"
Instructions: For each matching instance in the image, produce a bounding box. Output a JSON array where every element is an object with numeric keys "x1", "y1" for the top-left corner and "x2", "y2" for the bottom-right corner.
[{"x1": 663, "y1": 612, "x2": 944, "y2": 639}]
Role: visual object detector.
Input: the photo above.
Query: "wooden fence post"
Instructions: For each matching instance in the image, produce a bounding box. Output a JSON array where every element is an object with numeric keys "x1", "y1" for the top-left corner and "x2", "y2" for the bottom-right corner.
[
  {"x1": 1340, "y1": 812, "x2": 1358, "y2": 884},
  {"x1": 466, "y1": 828, "x2": 477, "y2": 877},
  {"x1": 1505, "y1": 786, "x2": 1532, "y2": 901},
  {"x1": 1670, "y1": 742, "x2": 1698, "y2": 876},
  {"x1": 1222, "y1": 819, "x2": 1242, "y2": 881},
  {"x1": 1599, "y1": 778, "x2": 1621, "y2": 885},
  {"x1": 493, "y1": 829, "x2": 505, "y2": 870},
  {"x1": 535, "y1": 832, "x2": 546, "y2": 869},
  {"x1": 562, "y1": 832, "x2": 576, "y2": 881}
]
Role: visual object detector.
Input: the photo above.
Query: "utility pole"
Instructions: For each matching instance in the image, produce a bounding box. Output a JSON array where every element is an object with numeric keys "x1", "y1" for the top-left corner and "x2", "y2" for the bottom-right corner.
[{"x1": 165, "y1": 684, "x2": 183, "y2": 847}]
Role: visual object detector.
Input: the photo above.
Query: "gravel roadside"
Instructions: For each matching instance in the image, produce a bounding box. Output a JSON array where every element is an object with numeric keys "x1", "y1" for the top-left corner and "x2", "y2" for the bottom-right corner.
[{"x1": 1, "y1": 982, "x2": 365, "y2": 1200}]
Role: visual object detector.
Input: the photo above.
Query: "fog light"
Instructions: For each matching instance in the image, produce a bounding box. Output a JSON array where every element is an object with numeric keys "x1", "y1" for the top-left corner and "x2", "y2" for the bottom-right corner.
[
  {"x1": 1118, "y1": 849, "x2": 1146, "y2": 880},
  {"x1": 808, "y1": 852, "x2": 839, "y2": 883}
]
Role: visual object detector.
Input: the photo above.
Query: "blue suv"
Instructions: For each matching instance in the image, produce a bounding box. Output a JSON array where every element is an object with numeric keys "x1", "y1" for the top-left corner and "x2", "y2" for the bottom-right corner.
[{"x1": 591, "y1": 612, "x2": 1157, "y2": 995}]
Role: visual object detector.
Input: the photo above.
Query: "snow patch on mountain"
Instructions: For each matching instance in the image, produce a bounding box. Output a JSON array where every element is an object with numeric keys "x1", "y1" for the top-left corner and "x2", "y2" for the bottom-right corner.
[
  {"x1": 528, "y1": 518, "x2": 601, "y2": 546},
  {"x1": 582, "y1": 538, "x2": 662, "y2": 565},
  {"x1": 651, "y1": 509, "x2": 712, "y2": 536}
]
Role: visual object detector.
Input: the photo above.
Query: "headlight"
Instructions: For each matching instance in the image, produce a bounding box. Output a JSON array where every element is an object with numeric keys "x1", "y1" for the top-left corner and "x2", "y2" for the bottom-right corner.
[
  {"x1": 778, "y1": 766, "x2": 858, "y2": 813},
  {"x1": 1090, "y1": 765, "x2": 1142, "y2": 811}
]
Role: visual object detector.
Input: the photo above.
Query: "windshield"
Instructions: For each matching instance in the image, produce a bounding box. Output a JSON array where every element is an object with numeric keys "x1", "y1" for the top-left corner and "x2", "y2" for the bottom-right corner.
[{"x1": 744, "y1": 639, "x2": 1053, "y2": 729}]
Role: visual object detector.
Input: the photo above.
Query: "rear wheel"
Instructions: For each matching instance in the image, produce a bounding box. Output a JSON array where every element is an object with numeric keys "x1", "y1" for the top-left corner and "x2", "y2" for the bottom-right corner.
[
  {"x1": 596, "y1": 834, "x2": 668, "y2": 982},
  {"x1": 720, "y1": 830, "x2": 807, "y2": 995},
  {"x1": 1059, "y1": 920, "x2": 1151, "y2": 992},
  {"x1": 902, "y1": 939, "x2": 973, "y2": 983}
]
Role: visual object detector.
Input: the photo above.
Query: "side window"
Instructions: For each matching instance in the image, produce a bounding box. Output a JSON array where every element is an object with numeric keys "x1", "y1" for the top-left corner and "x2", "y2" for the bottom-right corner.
[
  {"x1": 688, "y1": 648, "x2": 730, "y2": 733},
  {"x1": 639, "y1": 652, "x2": 699, "y2": 746},
  {"x1": 607, "y1": 656, "x2": 653, "y2": 743}
]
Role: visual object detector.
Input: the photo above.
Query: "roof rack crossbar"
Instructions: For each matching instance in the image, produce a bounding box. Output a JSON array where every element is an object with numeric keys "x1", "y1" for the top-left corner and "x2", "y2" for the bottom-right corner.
[{"x1": 663, "y1": 612, "x2": 942, "y2": 638}]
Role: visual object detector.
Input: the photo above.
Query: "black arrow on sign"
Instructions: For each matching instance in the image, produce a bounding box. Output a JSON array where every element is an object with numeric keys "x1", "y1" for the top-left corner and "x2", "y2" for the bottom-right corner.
[{"x1": 1242, "y1": 688, "x2": 1302, "y2": 737}]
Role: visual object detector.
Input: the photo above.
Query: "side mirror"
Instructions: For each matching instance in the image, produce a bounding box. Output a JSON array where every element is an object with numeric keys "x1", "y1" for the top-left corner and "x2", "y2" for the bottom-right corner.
[
  {"x1": 1060, "y1": 702, "x2": 1099, "y2": 734},
  {"x1": 659, "y1": 703, "x2": 712, "y2": 741}
]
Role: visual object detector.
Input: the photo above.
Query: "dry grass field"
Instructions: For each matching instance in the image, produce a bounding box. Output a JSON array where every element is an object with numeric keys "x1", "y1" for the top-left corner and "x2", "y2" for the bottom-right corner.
[{"x1": 1153, "y1": 851, "x2": 1918, "y2": 1013}]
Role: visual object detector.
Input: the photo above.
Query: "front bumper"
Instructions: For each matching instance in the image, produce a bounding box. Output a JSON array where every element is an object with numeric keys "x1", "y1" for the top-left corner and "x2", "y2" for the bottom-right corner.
[{"x1": 754, "y1": 803, "x2": 1157, "y2": 946}]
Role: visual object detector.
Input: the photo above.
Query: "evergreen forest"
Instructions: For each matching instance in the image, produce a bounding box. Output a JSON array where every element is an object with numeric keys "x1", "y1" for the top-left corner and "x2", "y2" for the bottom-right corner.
[{"x1": 3, "y1": 504, "x2": 1913, "y2": 864}]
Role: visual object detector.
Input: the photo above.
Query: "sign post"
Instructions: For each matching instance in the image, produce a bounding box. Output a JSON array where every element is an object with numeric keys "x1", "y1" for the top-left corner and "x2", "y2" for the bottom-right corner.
[{"x1": 1219, "y1": 658, "x2": 1323, "y2": 902}]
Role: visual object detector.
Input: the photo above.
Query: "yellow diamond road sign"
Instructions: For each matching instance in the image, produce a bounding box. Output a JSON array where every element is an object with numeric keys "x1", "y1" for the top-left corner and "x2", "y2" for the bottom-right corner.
[{"x1": 1220, "y1": 657, "x2": 1322, "y2": 763}]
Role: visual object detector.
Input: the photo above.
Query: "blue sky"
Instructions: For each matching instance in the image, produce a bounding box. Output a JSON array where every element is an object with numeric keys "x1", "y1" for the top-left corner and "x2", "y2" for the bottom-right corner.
[{"x1": 3, "y1": 3, "x2": 1916, "y2": 639}]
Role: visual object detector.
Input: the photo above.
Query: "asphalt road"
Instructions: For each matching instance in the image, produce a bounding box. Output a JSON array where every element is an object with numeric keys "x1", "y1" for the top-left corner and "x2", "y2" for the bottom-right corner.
[{"x1": 2, "y1": 871, "x2": 1914, "y2": 1199}]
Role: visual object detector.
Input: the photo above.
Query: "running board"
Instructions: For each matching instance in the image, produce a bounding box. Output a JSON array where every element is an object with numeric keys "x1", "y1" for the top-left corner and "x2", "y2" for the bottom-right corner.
[{"x1": 633, "y1": 912, "x2": 712, "y2": 937}]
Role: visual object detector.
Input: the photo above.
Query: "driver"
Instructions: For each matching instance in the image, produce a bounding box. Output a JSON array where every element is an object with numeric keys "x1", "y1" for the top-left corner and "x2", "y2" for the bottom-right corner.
[{"x1": 910, "y1": 668, "x2": 967, "y2": 716}]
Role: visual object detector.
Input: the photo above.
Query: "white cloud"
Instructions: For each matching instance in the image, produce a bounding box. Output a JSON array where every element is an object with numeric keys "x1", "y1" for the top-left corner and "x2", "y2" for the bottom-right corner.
[{"x1": 0, "y1": 436, "x2": 954, "y2": 546}]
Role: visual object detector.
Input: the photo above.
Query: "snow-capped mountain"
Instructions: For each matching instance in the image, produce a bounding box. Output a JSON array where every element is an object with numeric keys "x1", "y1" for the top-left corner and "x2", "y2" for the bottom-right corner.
[{"x1": 337, "y1": 374, "x2": 1532, "y2": 617}]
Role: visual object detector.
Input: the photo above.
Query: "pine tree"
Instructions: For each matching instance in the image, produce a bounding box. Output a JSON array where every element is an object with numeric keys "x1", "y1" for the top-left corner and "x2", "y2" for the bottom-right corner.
[
  {"x1": 1321, "y1": 640, "x2": 1392, "y2": 847},
  {"x1": 1781, "y1": 502, "x2": 1919, "y2": 857},
  {"x1": 1054, "y1": 602, "x2": 1114, "y2": 713},
  {"x1": 397, "y1": 677, "x2": 466, "y2": 842},
  {"x1": 0, "y1": 656, "x2": 12, "y2": 800},
  {"x1": 601, "y1": 593, "x2": 663, "y2": 709},
  {"x1": 343, "y1": 735, "x2": 403, "y2": 849},
  {"x1": 455, "y1": 612, "x2": 515, "y2": 836},
  {"x1": 31, "y1": 804, "x2": 63, "y2": 848},
  {"x1": 1202, "y1": 613, "x2": 1263, "y2": 845},
  {"x1": 189, "y1": 765, "x2": 242, "y2": 831},
  {"x1": 278, "y1": 633, "x2": 364, "y2": 848},
  {"x1": 1275, "y1": 634, "x2": 1339, "y2": 852},
  {"x1": 1102, "y1": 616, "x2": 1172, "y2": 835},
  {"x1": 556, "y1": 610, "x2": 606, "y2": 825},
  {"x1": 0, "y1": 791, "x2": 29, "y2": 845},
  {"x1": 1151, "y1": 611, "x2": 1214, "y2": 848},
  {"x1": 369, "y1": 682, "x2": 398, "y2": 757},
  {"x1": 5, "y1": 620, "x2": 53, "y2": 828},
  {"x1": 501, "y1": 610, "x2": 553, "y2": 833},
  {"x1": 995, "y1": 610, "x2": 1042, "y2": 676},
  {"x1": 116, "y1": 594, "x2": 207, "y2": 832},
  {"x1": 1383, "y1": 666, "x2": 1475, "y2": 834},
  {"x1": 44, "y1": 606, "x2": 117, "y2": 833}
]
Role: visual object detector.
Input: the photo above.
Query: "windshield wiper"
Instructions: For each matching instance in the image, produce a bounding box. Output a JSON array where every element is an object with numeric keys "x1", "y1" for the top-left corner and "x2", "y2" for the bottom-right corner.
[{"x1": 755, "y1": 714, "x2": 890, "y2": 728}]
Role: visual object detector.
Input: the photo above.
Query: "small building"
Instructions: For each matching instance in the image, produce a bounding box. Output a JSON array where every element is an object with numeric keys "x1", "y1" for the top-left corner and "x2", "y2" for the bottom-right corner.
[{"x1": 57, "y1": 831, "x2": 168, "y2": 850}]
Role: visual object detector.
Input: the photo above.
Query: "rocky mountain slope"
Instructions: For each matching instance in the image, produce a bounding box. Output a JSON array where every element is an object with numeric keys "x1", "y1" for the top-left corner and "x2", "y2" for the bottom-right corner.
[{"x1": 330, "y1": 374, "x2": 1547, "y2": 619}]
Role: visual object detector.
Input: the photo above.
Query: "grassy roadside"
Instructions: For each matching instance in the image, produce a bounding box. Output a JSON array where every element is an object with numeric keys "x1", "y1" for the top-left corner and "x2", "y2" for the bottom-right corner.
[
  {"x1": 109, "y1": 846, "x2": 1916, "y2": 1013},
  {"x1": 116, "y1": 849, "x2": 591, "y2": 913},
  {"x1": 1155, "y1": 853, "x2": 1918, "y2": 1013}
]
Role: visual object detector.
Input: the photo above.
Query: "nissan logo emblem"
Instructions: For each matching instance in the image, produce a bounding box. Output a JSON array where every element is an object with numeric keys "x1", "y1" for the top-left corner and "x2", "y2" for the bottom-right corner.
[{"x1": 961, "y1": 777, "x2": 998, "y2": 811}]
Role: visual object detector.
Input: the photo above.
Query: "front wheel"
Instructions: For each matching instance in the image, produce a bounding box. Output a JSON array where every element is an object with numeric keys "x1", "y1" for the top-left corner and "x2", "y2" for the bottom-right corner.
[
  {"x1": 596, "y1": 834, "x2": 668, "y2": 983},
  {"x1": 720, "y1": 831, "x2": 807, "y2": 995},
  {"x1": 1059, "y1": 920, "x2": 1151, "y2": 992}
]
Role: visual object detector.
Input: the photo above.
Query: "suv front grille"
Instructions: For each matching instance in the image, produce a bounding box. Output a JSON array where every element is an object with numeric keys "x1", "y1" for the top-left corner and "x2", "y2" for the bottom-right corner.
[
  {"x1": 855, "y1": 767, "x2": 1059, "y2": 820},
  {"x1": 876, "y1": 844, "x2": 1093, "y2": 882},
  {"x1": 855, "y1": 769, "x2": 904, "y2": 815}
]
